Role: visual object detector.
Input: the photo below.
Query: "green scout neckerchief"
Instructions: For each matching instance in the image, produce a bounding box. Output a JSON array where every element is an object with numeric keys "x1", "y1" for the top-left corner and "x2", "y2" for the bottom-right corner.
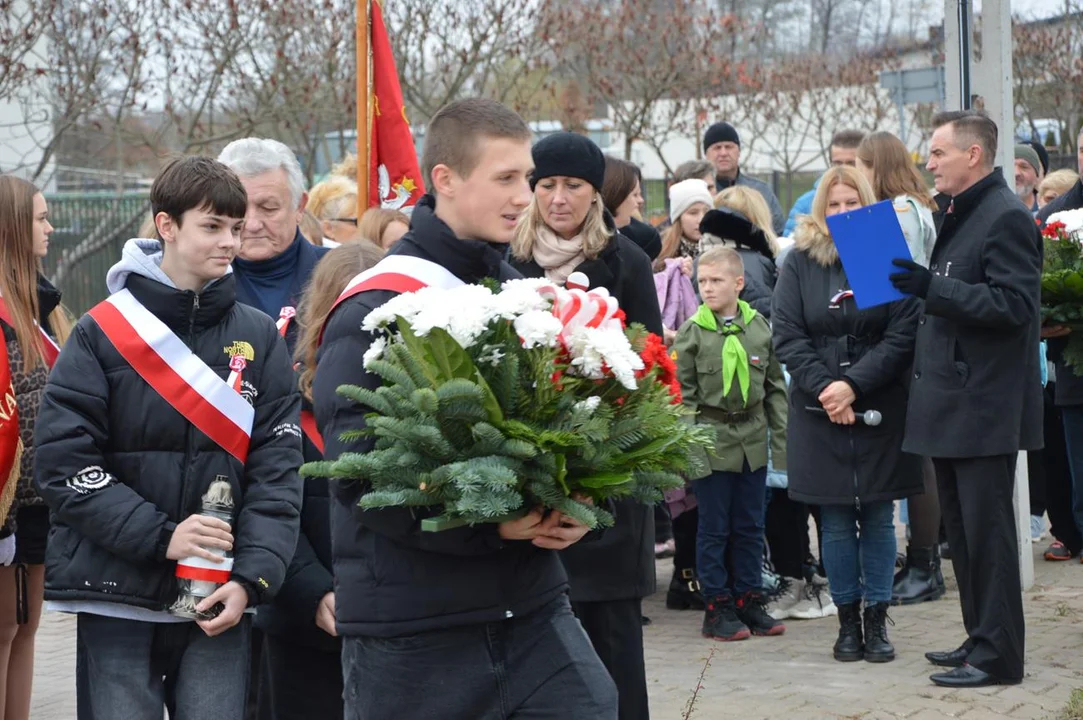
[{"x1": 691, "y1": 299, "x2": 758, "y2": 407}]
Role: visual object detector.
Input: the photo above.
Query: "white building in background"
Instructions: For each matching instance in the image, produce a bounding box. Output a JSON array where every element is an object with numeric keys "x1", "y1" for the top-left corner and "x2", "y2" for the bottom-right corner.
[
  {"x1": 604, "y1": 43, "x2": 944, "y2": 180},
  {"x1": 0, "y1": 0, "x2": 55, "y2": 190}
]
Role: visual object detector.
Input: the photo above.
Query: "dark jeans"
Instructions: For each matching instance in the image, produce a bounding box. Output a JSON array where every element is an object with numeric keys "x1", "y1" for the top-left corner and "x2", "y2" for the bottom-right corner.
[
  {"x1": 1061, "y1": 407, "x2": 1083, "y2": 541},
  {"x1": 76, "y1": 613, "x2": 250, "y2": 720},
  {"x1": 671, "y1": 506, "x2": 698, "y2": 575},
  {"x1": 935, "y1": 455, "x2": 1025, "y2": 680},
  {"x1": 341, "y1": 594, "x2": 616, "y2": 720},
  {"x1": 258, "y1": 634, "x2": 343, "y2": 720},
  {"x1": 820, "y1": 501, "x2": 896, "y2": 605},
  {"x1": 1046, "y1": 394, "x2": 1081, "y2": 553},
  {"x1": 654, "y1": 503, "x2": 672, "y2": 544},
  {"x1": 692, "y1": 463, "x2": 768, "y2": 597},
  {"x1": 573, "y1": 599, "x2": 648, "y2": 720},
  {"x1": 766, "y1": 491, "x2": 810, "y2": 580}
]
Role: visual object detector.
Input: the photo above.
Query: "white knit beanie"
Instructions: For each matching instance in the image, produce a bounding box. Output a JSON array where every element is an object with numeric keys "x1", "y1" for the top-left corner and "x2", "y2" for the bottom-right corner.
[{"x1": 669, "y1": 179, "x2": 714, "y2": 224}]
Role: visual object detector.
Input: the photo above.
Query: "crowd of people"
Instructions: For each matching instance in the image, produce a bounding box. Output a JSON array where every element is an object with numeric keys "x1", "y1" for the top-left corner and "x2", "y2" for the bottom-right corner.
[{"x1": 0, "y1": 96, "x2": 1078, "y2": 719}]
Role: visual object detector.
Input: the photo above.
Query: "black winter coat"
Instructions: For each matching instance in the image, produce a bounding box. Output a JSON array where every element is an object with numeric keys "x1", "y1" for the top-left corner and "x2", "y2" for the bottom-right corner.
[
  {"x1": 236, "y1": 235, "x2": 336, "y2": 650},
  {"x1": 34, "y1": 272, "x2": 303, "y2": 610},
  {"x1": 904, "y1": 171, "x2": 1044, "y2": 458},
  {"x1": 772, "y1": 219, "x2": 923, "y2": 506},
  {"x1": 510, "y1": 222, "x2": 663, "y2": 601},
  {"x1": 1038, "y1": 180, "x2": 1083, "y2": 408},
  {"x1": 313, "y1": 194, "x2": 574, "y2": 637}
]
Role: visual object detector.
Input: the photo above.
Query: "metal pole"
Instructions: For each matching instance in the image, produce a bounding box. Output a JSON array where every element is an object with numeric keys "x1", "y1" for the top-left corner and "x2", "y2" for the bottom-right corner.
[
  {"x1": 896, "y1": 89, "x2": 908, "y2": 144},
  {"x1": 958, "y1": 0, "x2": 972, "y2": 109}
]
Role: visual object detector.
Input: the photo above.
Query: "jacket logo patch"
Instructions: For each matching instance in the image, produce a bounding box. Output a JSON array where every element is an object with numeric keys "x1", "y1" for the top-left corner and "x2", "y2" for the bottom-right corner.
[
  {"x1": 66, "y1": 466, "x2": 115, "y2": 495},
  {"x1": 240, "y1": 381, "x2": 258, "y2": 406},
  {"x1": 750, "y1": 356, "x2": 762, "y2": 365},
  {"x1": 223, "y1": 341, "x2": 255, "y2": 361}
]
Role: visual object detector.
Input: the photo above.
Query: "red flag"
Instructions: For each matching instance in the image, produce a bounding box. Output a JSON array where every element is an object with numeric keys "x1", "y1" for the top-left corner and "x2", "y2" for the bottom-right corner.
[{"x1": 368, "y1": 0, "x2": 424, "y2": 210}]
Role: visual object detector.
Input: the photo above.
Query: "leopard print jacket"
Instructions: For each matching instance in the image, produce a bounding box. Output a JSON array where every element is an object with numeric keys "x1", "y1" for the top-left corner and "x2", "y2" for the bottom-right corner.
[{"x1": 5, "y1": 326, "x2": 50, "y2": 514}]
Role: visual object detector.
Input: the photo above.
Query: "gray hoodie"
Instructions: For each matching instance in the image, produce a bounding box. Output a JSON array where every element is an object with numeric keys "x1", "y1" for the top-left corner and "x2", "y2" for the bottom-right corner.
[{"x1": 105, "y1": 238, "x2": 232, "y2": 295}]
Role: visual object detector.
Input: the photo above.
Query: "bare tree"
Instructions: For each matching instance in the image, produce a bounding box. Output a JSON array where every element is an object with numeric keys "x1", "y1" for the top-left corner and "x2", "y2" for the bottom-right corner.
[
  {"x1": 383, "y1": 0, "x2": 548, "y2": 125},
  {"x1": 537, "y1": 0, "x2": 746, "y2": 173},
  {"x1": 1012, "y1": 9, "x2": 1083, "y2": 153}
]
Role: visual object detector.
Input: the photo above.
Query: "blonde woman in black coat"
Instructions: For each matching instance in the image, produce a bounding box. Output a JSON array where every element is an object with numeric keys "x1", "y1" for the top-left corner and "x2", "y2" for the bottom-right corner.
[{"x1": 510, "y1": 132, "x2": 662, "y2": 720}]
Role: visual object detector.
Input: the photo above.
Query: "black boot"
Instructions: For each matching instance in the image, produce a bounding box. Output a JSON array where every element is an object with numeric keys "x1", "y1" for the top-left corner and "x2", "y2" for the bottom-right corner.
[
  {"x1": 702, "y1": 595, "x2": 750, "y2": 641},
  {"x1": 666, "y1": 568, "x2": 705, "y2": 610},
  {"x1": 892, "y1": 546, "x2": 946, "y2": 605},
  {"x1": 833, "y1": 602, "x2": 864, "y2": 662},
  {"x1": 863, "y1": 602, "x2": 896, "y2": 663}
]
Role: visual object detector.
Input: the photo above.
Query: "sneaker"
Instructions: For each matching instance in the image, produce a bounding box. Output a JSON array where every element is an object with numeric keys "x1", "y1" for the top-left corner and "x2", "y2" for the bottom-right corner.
[
  {"x1": 702, "y1": 596, "x2": 751, "y2": 641},
  {"x1": 767, "y1": 578, "x2": 802, "y2": 620},
  {"x1": 761, "y1": 567, "x2": 782, "y2": 595},
  {"x1": 1031, "y1": 515, "x2": 1045, "y2": 543},
  {"x1": 736, "y1": 591, "x2": 786, "y2": 636},
  {"x1": 1045, "y1": 540, "x2": 1075, "y2": 561},
  {"x1": 654, "y1": 539, "x2": 675, "y2": 558},
  {"x1": 789, "y1": 580, "x2": 838, "y2": 619}
]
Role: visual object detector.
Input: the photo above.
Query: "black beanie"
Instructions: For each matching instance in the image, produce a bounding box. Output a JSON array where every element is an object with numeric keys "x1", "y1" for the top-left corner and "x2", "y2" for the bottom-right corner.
[
  {"x1": 703, "y1": 122, "x2": 741, "y2": 153},
  {"x1": 530, "y1": 132, "x2": 606, "y2": 192}
]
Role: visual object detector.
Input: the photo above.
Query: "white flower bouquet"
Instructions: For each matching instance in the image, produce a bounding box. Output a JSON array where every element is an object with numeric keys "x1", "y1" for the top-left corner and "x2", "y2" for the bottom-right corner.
[{"x1": 303, "y1": 276, "x2": 710, "y2": 530}]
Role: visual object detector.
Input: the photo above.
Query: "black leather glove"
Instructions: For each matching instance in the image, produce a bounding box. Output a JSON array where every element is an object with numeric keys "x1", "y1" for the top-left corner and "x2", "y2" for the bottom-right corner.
[{"x1": 889, "y1": 259, "x2": 932, "y2": 298}]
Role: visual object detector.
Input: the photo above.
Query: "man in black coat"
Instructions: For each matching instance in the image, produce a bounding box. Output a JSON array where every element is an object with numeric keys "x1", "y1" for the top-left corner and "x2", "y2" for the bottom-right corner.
[
  {"x1": 1036, "y1": 127, "x2": 1083, "y2": 562},
  {"x1": 890, "y1": 110, "x2": 1043, "y2": 688}
]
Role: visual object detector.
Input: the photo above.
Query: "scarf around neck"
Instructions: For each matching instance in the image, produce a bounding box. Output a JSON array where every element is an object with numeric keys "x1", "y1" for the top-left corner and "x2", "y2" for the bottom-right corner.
[
  {"x1": 533, "y1": 225, "x2": 586, "y2": 285},
  {"x1": 691, "y1": 299, "x2": 757, "y2": 407}
]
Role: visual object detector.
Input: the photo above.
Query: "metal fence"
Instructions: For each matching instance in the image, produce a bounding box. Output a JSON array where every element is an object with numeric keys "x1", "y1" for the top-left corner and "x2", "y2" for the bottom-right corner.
[{"x1": 42, "y1": 193, "x2": 150, "y2": 316}]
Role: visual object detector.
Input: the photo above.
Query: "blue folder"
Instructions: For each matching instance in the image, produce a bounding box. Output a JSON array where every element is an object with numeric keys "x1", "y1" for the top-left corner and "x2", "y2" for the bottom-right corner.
[{"x1": 825, "y1": 199, "x2": 913, "y2": 309}]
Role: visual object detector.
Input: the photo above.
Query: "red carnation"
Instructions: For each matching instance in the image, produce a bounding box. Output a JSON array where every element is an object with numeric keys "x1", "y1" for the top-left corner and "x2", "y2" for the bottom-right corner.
[{"x1": 638, "y1": 333, "x2": 682, "y2": 403}]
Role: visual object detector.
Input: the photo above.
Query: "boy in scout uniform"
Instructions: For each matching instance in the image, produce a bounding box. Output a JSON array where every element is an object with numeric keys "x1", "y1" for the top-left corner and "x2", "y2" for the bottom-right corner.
[{"x1": 674, "y1": 246, "x2": 788, "y2": 642}]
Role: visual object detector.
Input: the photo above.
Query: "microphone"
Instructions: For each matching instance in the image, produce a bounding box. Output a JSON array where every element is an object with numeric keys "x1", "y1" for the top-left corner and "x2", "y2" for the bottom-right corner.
[{"x1": 804, "y1": 406, "x2": 882, "y2": 426}]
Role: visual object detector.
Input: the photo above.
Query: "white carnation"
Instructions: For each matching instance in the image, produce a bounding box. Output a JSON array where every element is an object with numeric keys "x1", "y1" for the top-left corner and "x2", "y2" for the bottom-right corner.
[
  {"x1": 573, "y1": 396, "x2": 602, "y2": 414},
  {"x1": 362, "y1": 288, "x2": 433, "y2": 332},
  {"x1": 496, "y1": 279, "x2": 555, "y2": 318},
  {"x1": 514, "y1": 310, "x2": 564, "y2": 349},
  {"x1": 565, "y1": 326, "x2": 644, "y2": 390},
  {"x1": 362, "y1": 336, "x2": 388, "y2": 369}
]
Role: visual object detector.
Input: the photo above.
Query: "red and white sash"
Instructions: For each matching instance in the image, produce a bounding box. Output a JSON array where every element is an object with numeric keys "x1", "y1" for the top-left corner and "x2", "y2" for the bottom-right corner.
[
  {"x1": 276, "y1": 306, "x2": 296, "y2": 338},
  {"x1": 319, "y1": 255, "x2": 465, "y2": 344},
  {"x1": 0, "y1": 296, "x2": 61, "y2": 369},
  {"x1": 88, "y1": 289, "x2": 255, "y2": 463}
]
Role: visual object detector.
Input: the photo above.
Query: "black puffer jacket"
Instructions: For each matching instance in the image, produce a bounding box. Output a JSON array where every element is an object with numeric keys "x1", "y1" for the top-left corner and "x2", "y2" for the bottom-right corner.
[
  {"x1": 34, "y1": 240, "x2": 303, "y2": 610},
  {"x1": 314, "y1": 194, "x2": 576, "y2": 637},
  {"x1": 510, "y1": 216, "x2": 663, "y2": 602},
  {"x1": 772, "y1": 219, "x2": 923, "y2": 506}
]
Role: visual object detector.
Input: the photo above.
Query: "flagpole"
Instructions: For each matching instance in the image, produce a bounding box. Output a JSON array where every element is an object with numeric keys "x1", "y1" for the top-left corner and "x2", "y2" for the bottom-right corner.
[{"x1": 356, "y1": 0, "x2": 371, "y2": 213}]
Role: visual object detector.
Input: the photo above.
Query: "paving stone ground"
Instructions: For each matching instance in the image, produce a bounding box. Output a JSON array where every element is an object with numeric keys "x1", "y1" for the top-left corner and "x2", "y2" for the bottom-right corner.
[{"x1": 28, "y1": 544, "x2": 1083, "y2": 720}]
